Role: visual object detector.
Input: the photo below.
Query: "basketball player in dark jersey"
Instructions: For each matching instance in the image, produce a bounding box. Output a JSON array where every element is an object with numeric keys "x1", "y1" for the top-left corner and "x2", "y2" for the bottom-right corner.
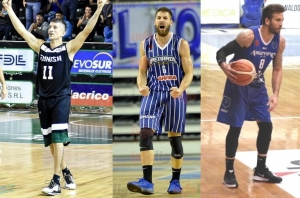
[
  {"x1": 2, "y1": 0, "x2": 104, "y2": 195},
  {"x1": 127, "y1": 7, "x2": 194, "y2": 195},
  {"x1": 216, "y1": 4, "x2": 285, "y2": 188}
]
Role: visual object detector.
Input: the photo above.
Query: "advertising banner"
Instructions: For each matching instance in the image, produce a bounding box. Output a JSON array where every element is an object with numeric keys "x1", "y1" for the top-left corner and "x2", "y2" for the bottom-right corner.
[
  {"x1": 71, "y1": 83, "x2": 113, "y2": 107},
  {"x1": 113, "y1": 1, "x2": 200, "y2": 68},
  {"x1": 0, "y1": 81, "x2": 33, "y2": 104},
  {"x1": 71, "y1": 50, "x2": 113, "y2": 75},
  {"x1": 201, "y1": 0, "x2": 240, "y2": 24},
  {"x1": 264, "y1": 0, "x2": 300, "y2": 28},
  {"x1": 0, "y1": 49, "x2": 34, "y2": 72}
]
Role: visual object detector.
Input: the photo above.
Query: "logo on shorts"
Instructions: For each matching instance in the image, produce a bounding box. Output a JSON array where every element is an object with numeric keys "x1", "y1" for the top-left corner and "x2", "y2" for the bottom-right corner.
[
  {"x1": 222, "y1": 96, "x2": 231, "y2": 108},
  {"x1": 140, "y1": 115, "x2": 156, "y2": 119}
]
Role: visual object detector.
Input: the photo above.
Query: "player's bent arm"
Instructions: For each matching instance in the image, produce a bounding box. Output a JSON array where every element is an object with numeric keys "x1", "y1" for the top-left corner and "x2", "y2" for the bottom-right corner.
[
  {"x1": 67, "y1": 3, "x2": 104, "y2": 60},
  {"x1": 5, "y1": 7, "x2": 43, "y2": 53},
  {"x1": 179, "y1": 39, "x2": 193, "y2": 92},
  {"x1": 137, "y1": 41, "x2": 148, "y2": 89},
  {"x1": 272, "y1": 36, "x2": 285, "y2": 97},
  {"x1": 216, "y1": 30, "x2": 254, "y2": 67}
]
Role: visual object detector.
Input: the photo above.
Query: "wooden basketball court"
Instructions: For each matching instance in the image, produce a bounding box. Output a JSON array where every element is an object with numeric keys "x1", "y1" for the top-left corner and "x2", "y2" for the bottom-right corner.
[
  {"x1": 0, "y1": 111, "x2": 112, "y2": 198},
  {"x1": 113, "y1": 154, "x2": 200, "y2": 197},
  {"x1": 201, "y1": 65, "x2": 300, "y2": 197}
]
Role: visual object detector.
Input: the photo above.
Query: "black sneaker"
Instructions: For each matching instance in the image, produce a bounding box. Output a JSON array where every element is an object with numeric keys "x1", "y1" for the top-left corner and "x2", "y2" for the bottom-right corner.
[
  {"x1": 253, "y1": 167, "x2": 282, "y2": 183},
  {"x1": 41, "y1": 179, "x2": 61, "y2": 196},
  {"x1": 223, "y1": 170, "x2": 239, "y2": 188}
]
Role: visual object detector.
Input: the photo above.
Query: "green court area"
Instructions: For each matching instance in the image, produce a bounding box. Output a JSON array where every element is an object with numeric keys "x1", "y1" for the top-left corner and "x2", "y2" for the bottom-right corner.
[{"x1": 0, "y1": 111, "x2": 112, "y2": 145}]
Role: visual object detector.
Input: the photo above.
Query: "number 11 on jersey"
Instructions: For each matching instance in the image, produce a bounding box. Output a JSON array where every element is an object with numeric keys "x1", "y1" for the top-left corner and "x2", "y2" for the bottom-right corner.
[{"x1": 43, "y1": 66, "x2": 53, "y2": 80}]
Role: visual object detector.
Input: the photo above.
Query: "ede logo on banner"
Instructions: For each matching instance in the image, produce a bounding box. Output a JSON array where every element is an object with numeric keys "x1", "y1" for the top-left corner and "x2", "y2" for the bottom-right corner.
[
  {"x1": 0, "y1": 49, "x2": 34, "y2": 72},
  {"x1": 71, "y1": 83, "x2": 112, "y2": 107},
  {"x1": 201, "y1": 0, "x2": 240, "y2": 24},
  {"x1": 0, "y1": 81, "x2": 33, "y2": 104},
  {"x1": 72, "y1": 50, "x2": 113, "y2": 75}
]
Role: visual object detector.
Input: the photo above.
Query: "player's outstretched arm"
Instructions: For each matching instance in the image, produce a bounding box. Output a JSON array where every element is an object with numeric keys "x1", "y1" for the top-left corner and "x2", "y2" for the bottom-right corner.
[
  {"x1": 137, "y1": 41, "x2": 149, "y2": 96},
  {"x1": 67, "y1": 0, "x2": 104, "y2": 59},
  {"x1": 178, "y1": 40, "x2": 193, "y2": 92},
  {"x1": 2, "y1": 0, "x2": 44, "y2": 53}
]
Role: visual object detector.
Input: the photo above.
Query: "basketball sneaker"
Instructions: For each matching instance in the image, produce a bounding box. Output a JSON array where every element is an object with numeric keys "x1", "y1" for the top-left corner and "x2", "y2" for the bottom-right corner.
[
  {"x1": 63, "y1": 172, "x2": 76, "y2": 189},
  {"x1": 223, "y1": 170, "x2": 239, "y2": 188},
  {"x1": 127, "y1": 178, "x2": 154, "y2": 195},
  {"x1": 41, "y1": 179, "x2": 61, "y2": 196},
  {"x1": 253, "y1": 167, "x2": 282, "y2": 183},
  {"x1": 167, "y1": 179, "x2": 182, "y2": 194}
]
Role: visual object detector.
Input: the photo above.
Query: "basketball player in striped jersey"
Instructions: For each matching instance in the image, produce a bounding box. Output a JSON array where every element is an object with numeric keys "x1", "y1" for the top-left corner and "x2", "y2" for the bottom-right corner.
[
  {"x1": 2, "y1": 0, "x2": 104, "y2": 195},
  {"x1": 127, "y1": 7, "x2": 193, "y2": 195},
  {"x1": 216, "y1": 4, "x2": 285, "y2": 188}
]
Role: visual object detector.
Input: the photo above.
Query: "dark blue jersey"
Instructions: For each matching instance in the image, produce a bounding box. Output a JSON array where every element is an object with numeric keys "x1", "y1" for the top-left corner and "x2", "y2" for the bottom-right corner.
[
  {"x1": 231, "y1": 26, "x2": 280, "y2": 87},
  {"x1": 144, "y1": 32, "x2": 184, "y2": 91},
  {"x1": 36, "y1": 43, "x2": 73, "y2": 97}
]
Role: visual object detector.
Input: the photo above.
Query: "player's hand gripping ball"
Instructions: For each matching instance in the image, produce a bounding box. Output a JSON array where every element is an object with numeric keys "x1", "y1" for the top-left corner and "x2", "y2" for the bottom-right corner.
[{"x1": 230, "y1": 59, "x2": 257, "y2": 86}]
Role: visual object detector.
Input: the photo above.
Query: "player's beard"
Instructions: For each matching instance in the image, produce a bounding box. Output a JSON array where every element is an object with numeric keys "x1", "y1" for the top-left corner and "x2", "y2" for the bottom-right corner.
[
  {"x1": 268, "y1": 23, "x2": 281, "y2": 34},
  {"x1": 156, "y1": 24, "x2": 171, "y2": 37}
]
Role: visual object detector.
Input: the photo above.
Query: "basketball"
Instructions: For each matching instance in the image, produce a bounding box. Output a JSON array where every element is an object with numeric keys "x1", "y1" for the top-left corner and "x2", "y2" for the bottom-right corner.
[{"x1": 230, "y1": 59, "x2": 256, "y2": 86}]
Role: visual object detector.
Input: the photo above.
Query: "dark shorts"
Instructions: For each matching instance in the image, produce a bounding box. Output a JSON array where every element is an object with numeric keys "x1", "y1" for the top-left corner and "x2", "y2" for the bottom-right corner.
[{"x1": 38, "y1": 96, "x2": 71, "y2": 147}]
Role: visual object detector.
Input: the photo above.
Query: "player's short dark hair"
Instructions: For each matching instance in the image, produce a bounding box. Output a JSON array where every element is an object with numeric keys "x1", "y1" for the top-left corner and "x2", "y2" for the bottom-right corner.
[
  {"x1": 155, "y1": 7, "x2": 173, "y2": 18},
  {"x1": 50, "y1": 18, "x2": 67, "y2": 31},
  {"x1": 262, "y1": 4, "x2": 285, "y2": 24}
]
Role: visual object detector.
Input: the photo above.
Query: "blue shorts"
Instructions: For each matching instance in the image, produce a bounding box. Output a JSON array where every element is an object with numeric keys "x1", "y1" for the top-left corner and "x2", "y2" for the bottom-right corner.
[
  {"x1": 139, "y1": 90, "x2": 187, "y2": 134},
  {"x1": 217, "y1": 80, "x2": 270, "y2": 127},
  {"x1": 38, "y1": 96, "x2": 71, "y2": 147}
]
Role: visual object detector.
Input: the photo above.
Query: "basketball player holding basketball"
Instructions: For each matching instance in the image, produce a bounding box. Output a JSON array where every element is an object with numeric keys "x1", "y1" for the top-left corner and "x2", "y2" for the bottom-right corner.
[
  {"x1": 2, "y1": 0, "x2": 104, "y2": 195},
  {"x1": 127, "y1": 7, "x2": 193, "y2": 195},
  {"x1": 216, "y1": 4, "x2": 285, "y2": 188}
]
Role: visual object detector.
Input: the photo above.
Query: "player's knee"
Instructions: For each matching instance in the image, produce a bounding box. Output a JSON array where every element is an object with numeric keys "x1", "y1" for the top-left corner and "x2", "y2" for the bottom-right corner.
[
  {"x1": 169, "y1": 136, "x2": 183, "y2": 159},
  {"x1": 139, "y1": 128, "x2": 154, "y2": 151},
  {"x1": 257, "y1": 122, "x2": 272, "y2": 153},
  {"x1": 225, "y1": 126, "x2": 242, "y2": 158},
  {"x1": 257, "y1": 122, "x2": 273, "y2": 138}
]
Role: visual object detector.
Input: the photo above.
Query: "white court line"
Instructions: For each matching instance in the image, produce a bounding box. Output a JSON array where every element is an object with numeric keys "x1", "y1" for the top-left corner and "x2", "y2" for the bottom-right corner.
[
  {"x1": 69, "y1": 137, "x2": 112, "y2": 140},
  {"x1": 70, "y1": 120, "x2": 113, "y2": 128},
  {"x1": 202, "y1": 116, "x2": 300, "y2": 122},
  {"x1": 12, "y1": 136, "x2": 113, "y2": 140},
  {"x1": 0, "y1": 145, "x2": 113, "y2": 152},
  {"x1": 0, "y1": 117, "x2": 39, "y2": 123}
]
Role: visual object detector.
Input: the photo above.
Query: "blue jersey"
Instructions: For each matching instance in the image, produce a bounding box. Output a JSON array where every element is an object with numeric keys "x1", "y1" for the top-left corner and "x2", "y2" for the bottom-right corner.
[
  {"x1": 217, "y1": 26, "x2": 280, "y2": 127},
  {"x1": 231, "y1": 26, "x2": 280, "y2": 87},
  {"x1": 144, "y1": 32, "x2": 184, "y2": 91}
]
